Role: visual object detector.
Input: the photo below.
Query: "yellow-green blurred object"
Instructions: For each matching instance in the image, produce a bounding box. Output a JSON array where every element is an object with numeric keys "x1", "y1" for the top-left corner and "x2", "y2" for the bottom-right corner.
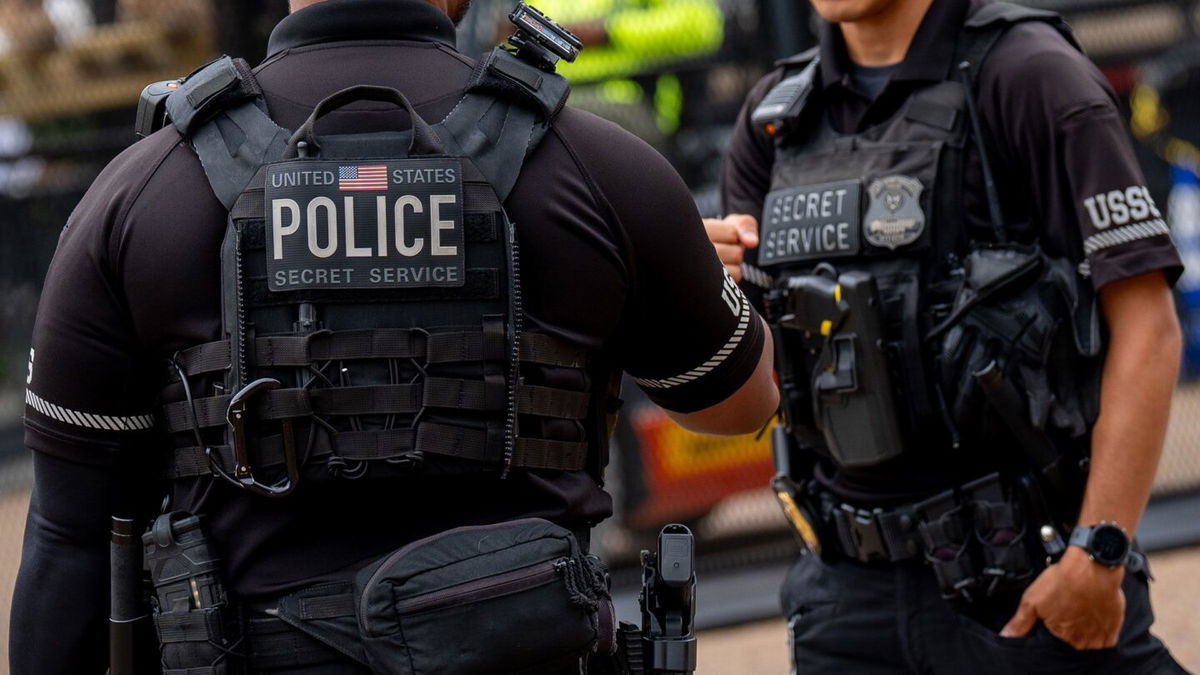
[
  {"x1": 530, "y1": 0, "x2": 722, "y2": 141},
  {"x1": 535, "y1": 0, "x2": 724, "y2": 83}
]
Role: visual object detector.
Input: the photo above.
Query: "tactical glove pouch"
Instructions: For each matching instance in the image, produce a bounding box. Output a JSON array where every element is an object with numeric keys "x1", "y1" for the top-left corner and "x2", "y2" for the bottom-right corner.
[{"x1": 354, "y1": 518, "x2": 613, "y2": 674}]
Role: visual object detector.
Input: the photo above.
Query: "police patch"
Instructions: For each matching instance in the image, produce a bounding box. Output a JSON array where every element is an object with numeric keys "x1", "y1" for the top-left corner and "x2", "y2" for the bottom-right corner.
[
  {"x1": 759, "y1": 179, "x2": 861, "y2": 267},
  {"x1": 863, "y1": 175, "x2": 925, "y2": 250},
  {"x1": 264, "y1": 158, "x2": 465, "y2": 291}
]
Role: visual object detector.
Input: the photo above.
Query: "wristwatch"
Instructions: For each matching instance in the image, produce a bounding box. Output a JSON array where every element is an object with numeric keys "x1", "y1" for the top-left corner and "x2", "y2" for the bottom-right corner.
[{"x1": 1069, "y1": 522, "x2": 1131, "y2": 568}]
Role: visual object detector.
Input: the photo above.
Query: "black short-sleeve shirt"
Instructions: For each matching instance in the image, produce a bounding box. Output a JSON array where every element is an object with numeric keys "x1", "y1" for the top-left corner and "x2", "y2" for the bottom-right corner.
[
  {"x1": 23, "y1": 0, "x2": 764, "y2": 596},
  {"x1": 723, "y1": 0, "x2": 1182, "y2": 292},
  {"x1": 721, "y1": 0, "x2": 1182, "y2": 502}
]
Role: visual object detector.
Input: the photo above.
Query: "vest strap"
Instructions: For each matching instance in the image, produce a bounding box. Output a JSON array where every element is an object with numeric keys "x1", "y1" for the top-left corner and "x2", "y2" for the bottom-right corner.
[
  {"x1": 165, "y1": 56, "x2": 290, "y2": 210},
  {"x1": 164, "y1": 56, "x2": 262, "y2": 135},
  {"x1": 433, "y1": 48, "x2": 570, "y2": 202},
  {"x1": 959, "y1": 1, "x2": 1082, "y2": 82}
]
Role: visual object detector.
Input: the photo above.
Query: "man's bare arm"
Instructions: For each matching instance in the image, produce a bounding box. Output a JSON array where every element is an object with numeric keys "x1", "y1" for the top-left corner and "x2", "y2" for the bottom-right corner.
[
  {"x1": 1003, "y1": 270, "x2": 1181, "y2": 648},
  {"x1": 1079, "y1": 270, "x2": 1182, "y2": 532}
]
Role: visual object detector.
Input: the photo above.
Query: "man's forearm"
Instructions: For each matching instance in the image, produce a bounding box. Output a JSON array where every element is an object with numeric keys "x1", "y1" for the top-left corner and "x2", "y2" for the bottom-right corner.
[{"x1": 1076, "y1": 272, "x2": 1182, "y2": 534}]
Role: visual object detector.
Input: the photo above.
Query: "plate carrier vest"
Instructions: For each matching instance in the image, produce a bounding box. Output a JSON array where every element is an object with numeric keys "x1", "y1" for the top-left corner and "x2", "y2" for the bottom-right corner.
[
  {"x1": 754, "y1": 2, "x2": 1102, "y2": 471},
  {"x1": 155, "y1": 49, "x2": 620, "y2": 497}
]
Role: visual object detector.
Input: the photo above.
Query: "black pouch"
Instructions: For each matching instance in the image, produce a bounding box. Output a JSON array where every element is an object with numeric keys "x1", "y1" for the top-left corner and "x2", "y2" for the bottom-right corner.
[
  {"x1": 354, "y1": 518, "x2": 612, "y2": 674},
  {"x1": 930, "y1": 244, "x2": 1103, "y2": 457}
]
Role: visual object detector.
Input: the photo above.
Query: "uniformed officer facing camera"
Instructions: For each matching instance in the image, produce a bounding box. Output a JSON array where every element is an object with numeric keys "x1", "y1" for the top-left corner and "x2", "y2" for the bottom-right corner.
[
  {"x1": 11, "y1": 1, "x2": 778, "y2": 673},
  {"x1": 709, "y1": 0, "x2": 1189, "y2": 671}
]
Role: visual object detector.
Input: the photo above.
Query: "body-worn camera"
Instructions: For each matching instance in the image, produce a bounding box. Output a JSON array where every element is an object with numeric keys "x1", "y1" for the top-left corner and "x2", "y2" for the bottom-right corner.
[{"x1": 507, "y1": 2, "x2": 583, "y2": 71}]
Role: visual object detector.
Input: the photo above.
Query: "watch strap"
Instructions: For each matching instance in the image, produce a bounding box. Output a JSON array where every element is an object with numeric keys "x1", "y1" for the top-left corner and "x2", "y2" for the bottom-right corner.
[
  {"x1": 1068, "y1": 525, "x2": 1092, "y2": 550},
  {"x1": 1070, "y1": 522, "x2": 1131, "y2": 567}
]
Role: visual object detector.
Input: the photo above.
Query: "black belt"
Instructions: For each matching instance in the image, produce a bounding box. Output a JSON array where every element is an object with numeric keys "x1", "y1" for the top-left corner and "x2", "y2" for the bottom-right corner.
[
  {"x1": 818, "y1": 477, "x2": 989, "y2": 566},
  {"x1": 810, "y1": 473, "x2": 1047, "y2": 603},
  {"x1": 241, "y1": 611, "x2": 354, "y2": 671},
  {"x1": 828, "y1": 502, "x2": 925, "y2": 564}
]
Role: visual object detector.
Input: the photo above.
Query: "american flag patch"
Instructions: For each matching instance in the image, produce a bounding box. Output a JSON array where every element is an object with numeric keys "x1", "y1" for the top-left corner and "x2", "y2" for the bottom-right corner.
[{"x1": 338, "y1": 165, "x2": 388, "y2": 191}]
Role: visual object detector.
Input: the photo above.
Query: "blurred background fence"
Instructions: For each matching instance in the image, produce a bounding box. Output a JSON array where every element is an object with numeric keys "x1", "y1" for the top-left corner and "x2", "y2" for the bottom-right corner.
[{"x1": 0, "y1": 0, "x2": 1197, "y2": 670}]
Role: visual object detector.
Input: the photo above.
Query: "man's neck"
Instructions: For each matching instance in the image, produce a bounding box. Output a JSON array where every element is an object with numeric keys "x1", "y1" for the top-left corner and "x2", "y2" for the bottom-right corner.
[{"x1": 839, "y1": 0, "x2": 937, "y2": 67}]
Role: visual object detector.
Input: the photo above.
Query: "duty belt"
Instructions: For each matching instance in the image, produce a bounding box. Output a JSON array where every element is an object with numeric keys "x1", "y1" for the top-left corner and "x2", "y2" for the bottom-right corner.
[
  {"x1": 830, "y1": 503, "x2": 923, "y2": 564},
  {"x1": 801, "y1": 473, "x2": 1042, "y2": 602}
]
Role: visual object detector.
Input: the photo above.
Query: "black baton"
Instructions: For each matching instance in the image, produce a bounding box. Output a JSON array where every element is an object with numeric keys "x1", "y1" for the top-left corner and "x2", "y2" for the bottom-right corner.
[{"x1": 110, "y1": 516, "x2": 150, "y2": 675}]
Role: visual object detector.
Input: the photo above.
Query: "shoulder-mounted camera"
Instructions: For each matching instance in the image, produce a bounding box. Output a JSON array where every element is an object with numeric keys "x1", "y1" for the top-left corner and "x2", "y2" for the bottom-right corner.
[{"x1": 506, "y1": 2, "x2": 583, "y2": 72}]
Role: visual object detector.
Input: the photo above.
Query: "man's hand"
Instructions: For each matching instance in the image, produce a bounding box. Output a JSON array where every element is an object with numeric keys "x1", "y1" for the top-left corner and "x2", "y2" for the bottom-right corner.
[
  {"x1": 704, "y1": 214, "x2": 759, "y2": 281},
  {"x1": 1000, "y1": 546, "x2": 1125, "y2": 649}
]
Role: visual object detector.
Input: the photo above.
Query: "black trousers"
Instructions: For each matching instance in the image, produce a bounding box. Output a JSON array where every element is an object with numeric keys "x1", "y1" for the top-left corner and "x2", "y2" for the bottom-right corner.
[{"x1": 781, "y1": 551, "x2": 1189, "y2": 675}]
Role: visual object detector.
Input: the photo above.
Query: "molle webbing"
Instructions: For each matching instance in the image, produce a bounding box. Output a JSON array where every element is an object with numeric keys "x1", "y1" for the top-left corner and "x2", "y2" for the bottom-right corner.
[
  {"x1": 167, "y1": 330, "x2": 592, "y2": 381},
  {"x1": 162, "y1": 379, "x2": 590, "y2": 433},
  {"x1": 164, "y1": 424, "x2": 588, "y2": 479}
]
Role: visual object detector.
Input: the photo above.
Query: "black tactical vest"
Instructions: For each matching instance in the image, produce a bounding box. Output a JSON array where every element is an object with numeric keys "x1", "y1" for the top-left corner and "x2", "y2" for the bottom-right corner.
[
  {"x1": 156, "y1": 52, "x2": 618, "y2": 496},
  {"x1": 755, "y1": 3, "x2": 1100, "y2": 470}
]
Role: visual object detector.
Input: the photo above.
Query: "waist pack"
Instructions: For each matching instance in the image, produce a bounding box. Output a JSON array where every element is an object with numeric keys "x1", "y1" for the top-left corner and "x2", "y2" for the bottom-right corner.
[
  {"x1": 351, "y1": 518, "x2": 614, "y2": 674},
  {"x1": 149, "y1": 517, "x2": 614, "y2": 673}
]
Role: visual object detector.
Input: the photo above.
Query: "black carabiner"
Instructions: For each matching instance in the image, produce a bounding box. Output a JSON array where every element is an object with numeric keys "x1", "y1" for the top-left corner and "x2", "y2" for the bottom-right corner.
[{"x1": 213, "y1": 378, "x2": 299, "y2": 498}]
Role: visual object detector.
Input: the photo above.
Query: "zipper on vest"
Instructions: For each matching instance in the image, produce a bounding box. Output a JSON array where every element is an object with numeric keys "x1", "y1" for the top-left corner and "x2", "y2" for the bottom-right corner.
[
  {"x1": 502, "y1": 214, "x2": 523, "y2": 478},
  {"x1": 232, "y1": 223, "x2": 249, "y2": 387}
]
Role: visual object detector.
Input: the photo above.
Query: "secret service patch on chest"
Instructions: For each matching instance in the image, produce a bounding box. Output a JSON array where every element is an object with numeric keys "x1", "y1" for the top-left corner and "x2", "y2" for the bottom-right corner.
[
  {"x1": 759, "y1": 180, "x2": 861, "y2": 267},
  {"x1": 264, "y1": 158, "x2": 465, "y2": 291}
]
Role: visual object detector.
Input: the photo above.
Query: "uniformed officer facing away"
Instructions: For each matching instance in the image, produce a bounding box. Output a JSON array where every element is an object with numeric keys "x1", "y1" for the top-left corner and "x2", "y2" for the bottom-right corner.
[
  {"x1": 709, "y1": 0, "x2": 1189, "y2": 671},
  {"x1": 10, "y1": 0, "x2": 779, "y2": 672}
]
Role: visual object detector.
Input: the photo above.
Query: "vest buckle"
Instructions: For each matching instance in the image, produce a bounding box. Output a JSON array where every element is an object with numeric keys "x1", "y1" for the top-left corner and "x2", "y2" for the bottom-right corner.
[{"x1": 215, "y1": 378, "x2": 299, "y2": 498}]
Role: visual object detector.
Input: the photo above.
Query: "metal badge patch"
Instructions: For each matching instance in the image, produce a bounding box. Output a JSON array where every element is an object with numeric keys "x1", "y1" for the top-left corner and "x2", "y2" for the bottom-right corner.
[
  {"x1": 264, "y1": 158, "x2": 465, "y2": 291},
  {"x1": 864, "y1": 175, "x2": 925, "y2": 250}
]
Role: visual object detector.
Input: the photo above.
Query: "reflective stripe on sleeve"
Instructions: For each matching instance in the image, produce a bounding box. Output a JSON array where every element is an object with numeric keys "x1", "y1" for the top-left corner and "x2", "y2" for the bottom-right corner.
[
  {"x1": 635, "y1": 273, "x2": 753, "y2": 390},
  {"x1": 25, "y1": 389, "x2": 155, "y2": 432},
  {"x1": 1083, "y1": 219, "x2": 1171, "y2": 257}
]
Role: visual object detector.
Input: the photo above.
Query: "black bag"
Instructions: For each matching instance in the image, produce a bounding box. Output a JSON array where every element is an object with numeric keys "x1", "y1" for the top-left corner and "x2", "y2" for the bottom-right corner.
[{"x1": 355, "y1": 518, "x2": 613, "y2": 674}]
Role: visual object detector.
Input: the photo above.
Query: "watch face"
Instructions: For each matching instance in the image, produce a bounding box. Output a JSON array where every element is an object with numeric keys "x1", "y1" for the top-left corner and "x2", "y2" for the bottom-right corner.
[{"x1": 1091, "y1": 525, "x2": 1130, "y2": 565}]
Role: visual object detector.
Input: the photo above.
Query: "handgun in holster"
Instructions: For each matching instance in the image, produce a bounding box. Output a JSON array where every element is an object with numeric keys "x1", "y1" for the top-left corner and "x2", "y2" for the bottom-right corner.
[
  {"x1": 617, "y1": 525, "x2": 698, "y2": 675},
  {"x1": 771, "y1": 270, "x2": 905, "y2": 468}
]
